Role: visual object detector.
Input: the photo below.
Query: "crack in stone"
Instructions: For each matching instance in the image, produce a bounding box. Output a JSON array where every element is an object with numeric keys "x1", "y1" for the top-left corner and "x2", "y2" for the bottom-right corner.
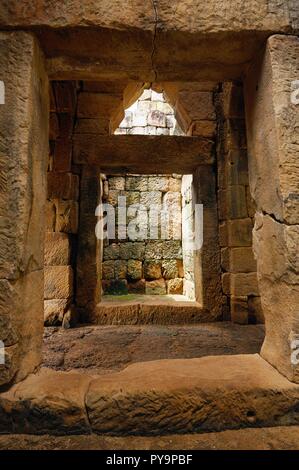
[
  {"x1": 261, "y1": 210, "x2": 298, "y2": 227},
  {"x1": 150, "y1": 0, "x2": 158, "y2": 82}
]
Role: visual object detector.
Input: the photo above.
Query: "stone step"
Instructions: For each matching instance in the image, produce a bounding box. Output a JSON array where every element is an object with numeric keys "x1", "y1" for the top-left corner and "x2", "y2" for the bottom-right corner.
[
  {"x1": 1, "y1": 354, "x2": 299, "y2": 436},
  {"x1": 95, "y1": 295, "x2": 207, "y2": 324}
]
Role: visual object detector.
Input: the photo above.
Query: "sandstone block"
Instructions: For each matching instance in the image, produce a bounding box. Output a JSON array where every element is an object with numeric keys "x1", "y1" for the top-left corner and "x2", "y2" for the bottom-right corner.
[
  {"x1": 221, "y1": 247, "x2": 257, "y2": 273},
  {"x1": 230, "y1": 296, "x2": 248, "y2": 325},
  {"x1": 162, "y1": 259, "x2": 183, "y2": 279},
  {"x1": 127, "y1": 260, "x2": 142, "y2": 280},
  {"x1": 102, "y1": 261, "x2": 115, "y2": 280},
  {"x1": 168, "y1": 177, "x2": 182, "y2": 192},
  {"x1": 125, "y1": 176, "x2": 148, "y2": 191},
  {"x1": 178, "y1": 91, "x2": 215, "y2": 125},
  {"x1": 53, "y1": 81, "x2": 76, "y2": 114},
  {"x1": 245, "y1": 35, "x2": 299, "y2": 224},
  {"x1": 248, "y1": 296, "x2": 264, "y2": 324},
  {"x1": 145, "y1": 240, "x2": 182, "y2": 260},
  {"x1": 224, "y1": 119, "x2": 247, "y2": 152},
  {"x1": 167, "y1": 278, "x2": 183, "y2": 294},
  {"x1": 103, "y1": 243, "x2": 120, "y2": 260},
  {"x1": 163, "y1": 191, "x2": 181, "y2": 210},
  {"x1": 191, "y1": 120, "x2": 216, "y2": 137},
  {"x1": 144, "y1": 260, "x2": 162, "y2": 280},
  {"x1": 75, "y1": 118, "x2": 109, "y2": 135},
  {"x1": 145, "y1": 279, "x2": 166, "y2": 295},
  {"x1": 44, "y1": 266, "x2": 74, "y2": 300},
  {"x1": 47, "y1": 172, "x2": 79, "y2": 200},
  {"x1": 114, "y1": 260, "x2": 127, "y2": 279},
  {"x1": 58, "y1": 113, "x2": 75, "y2": 139},
  {"x1": 148, "y1": 176, "x2": 169, "y2": 192},
  {"x1": 107, "y1": 189, "x2": 124, "y2": 206},
  {"x1": 123, "y1": 191, "x2": 140, "y2": 206},
  {"x1": 44, "y1": 299, "x2": 69, "y2": 326},
  {"x1": 140, "y1": 191, "x2": 162, "y2": 207},
  {"x1": 44, "y1": 232, "x2": 70, "y2": 266},
  {"x1": 62, "y1": 305, "x2": 79, "y2": 329},
  {"x1": 53, "y1": 138, "x2": 72, "y2": 172},
  {"x1": 119, "y1": 242, "x2": 145, "y2": 260},
  {"x1": 225, "y1": 150, "x2": 249, "y2": 186},
  {"x1": 45, "y1": 201, "x2": 56, "y2": 232},
  {"x1": 109, "y1": 176, "x2": 125, "y2": 191},
  {"x1": 222, "y1": 272, "x2": 259, "y2": 296},
  {"x1": 218, "y1": 186, "x2": 248, "y2": 220},
  {"x1": 77, "y1": 92, "x2": 122, "y2": 118},
  {"x1": 246, "y1": 186, "x2": 256, "y2": 218},
  {"x1": 55, "y1": 200, "x2": 79, "y2": 234},
  {"x1": 0, "y1": 30, "x2": 50, "y2": 385},
  {"x1": 156, "y1": 101, "x2": 173, "y2": 114},
  {"x1": 222, "y1": 82, "x2": 245, "y2": 119},
  {"x1": 219, "y1": 219, "x2": 253, "y2": 247},
  {"x1": 147, "y1": 110, "x2": 166, "y2": 127}
]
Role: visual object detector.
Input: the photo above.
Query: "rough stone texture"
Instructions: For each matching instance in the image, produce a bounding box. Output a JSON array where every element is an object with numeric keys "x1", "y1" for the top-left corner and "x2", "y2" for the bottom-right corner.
[
  {"x1": 219, "y1": 219, "x2": 253, "y2": 247},
  {"x1": 144, "y1": 260, "x2": 162, "y2": 280},
  {"x1": 221, "y1": 247, "x2": 257, "y2": 273},
  {"x1": 5, "y1": 353, "x2": 299, "y2": 437},
  {"x1": 146, "y1": 279, "x2": 167, "y2": 295},
  {"x1": 222, "y1": 273, "x2": 259, "y2": 297},
  {"x1": 44, "y1": 232, "x2": 70, "y2": 266},
  {"x1": 244, "y1": 36, "x2": 299, "y2": 382},
  {"x1": 167, "y1": 278, "x2": 183, "y2": 294},
  {"x1": 95, "y1": 296, "x2": 205, "y2": 325},
  {"x1": 0, "y1": 32, "x2": 49, "y2": 386},
  {"x1": 76, "y1": 167, "x2": 102, "y2": 320},
  {"x1": 193, "y1": 167, "x2": 223, "y2": 319},
  {"x1": 45, "y1": 81, "x2": 80, "y2": 327},
  {"x1": 245, "y1": 35, "x2": 299, "y2": 225},
  {"x1": 44, "y1": 299, "x2": 69, "y2": 326},
  {"x1": 73, "y1": 135, "x2": 214, "y2": 173},
  {"x1": 43, "y1": 322, "x2": 264, "y2": 373},
  {"x1": 127, "y1": 260, "x2": 142, "y2": 281},
  {"x1": 216, "y1": 81, "x2": 259, "y2": 324},
  {"x1": 55, "y1": 200, "x2": 79, "y2": 234},
  {"x1": 1, "y1": 1, "x2": 297, "y2": 83},
  {"x1": 253, "y1": 213, "x2": 299, "y2": 382},
  {"x1": 0, "y1": 368, "x2": 91, "y2": 434},
  {"x1": 44, "y1": 266, "x2": 74, "y2": 300},
  {"x1": 85, "y1": 354, "x2": 299, "y2": 435},
  {"x1": 102, "y1": 170, "x2": 184, "y2": 294}
]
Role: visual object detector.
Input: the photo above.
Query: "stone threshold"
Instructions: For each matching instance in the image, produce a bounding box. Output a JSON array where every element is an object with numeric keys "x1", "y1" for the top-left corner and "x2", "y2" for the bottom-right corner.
[
  {"x1": 1, "y1": 354, "x2": 299, "y2": 436},
  {"x1": 95, "y1": 294, "x2": 206, "y2": 324}
]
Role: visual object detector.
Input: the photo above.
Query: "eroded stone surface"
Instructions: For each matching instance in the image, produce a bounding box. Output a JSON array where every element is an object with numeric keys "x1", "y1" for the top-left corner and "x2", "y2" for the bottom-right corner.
[
  {"x1": 42, "y1": 323, "x2": 264, "y2": 373},
  {"x1": 0, "y1": 368, "x2": 91, "y2": 434},
  {"x1": 86, "y1": 354, "x2": 299, "y2": 435}
]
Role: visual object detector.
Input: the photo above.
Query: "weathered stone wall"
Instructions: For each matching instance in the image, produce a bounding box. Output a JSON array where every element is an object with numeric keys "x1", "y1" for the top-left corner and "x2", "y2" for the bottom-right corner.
[
  {"x1": 216, "y1": 82, "x2": 262, "y2": 324},
  {"x1": 244, "y1": 35, "x2": 299, "y2": 382},
  {"x1": 101, "y1": 90, "x2": 187, "y2": 297},
  {"x1": 115, "y1": 88, "x2": 182, "y2": 136},
  {"x1": 44, "y1": 82, "x2": 79, "y2": 327},
  {"x1": 0, "y1": 32, "x2": 49, "y2": 386},
  {"x1": 102, "y1": 174, "x2": 184, "y2": 296}
]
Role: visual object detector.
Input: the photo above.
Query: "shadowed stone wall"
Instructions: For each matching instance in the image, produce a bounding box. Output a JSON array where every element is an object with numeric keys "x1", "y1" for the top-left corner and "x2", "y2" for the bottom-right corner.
[
  {"x1": 102, "y1": 90, "x2": 186, "y2": 296},
  {"x1": 102, "y1": 174, "x2": 184, "y2": 296},
  {"x1": 216, "y1": 81, "x2": 262, "y2": 324},
  {"x1": 44, "y1": 82, "x2": 80, "y2": 328}
]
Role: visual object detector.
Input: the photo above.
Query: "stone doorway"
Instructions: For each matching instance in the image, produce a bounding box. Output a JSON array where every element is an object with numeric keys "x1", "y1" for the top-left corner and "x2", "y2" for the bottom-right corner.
[{"x1": 0, "y1": 13, "x2": 299, "y2": 440}]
